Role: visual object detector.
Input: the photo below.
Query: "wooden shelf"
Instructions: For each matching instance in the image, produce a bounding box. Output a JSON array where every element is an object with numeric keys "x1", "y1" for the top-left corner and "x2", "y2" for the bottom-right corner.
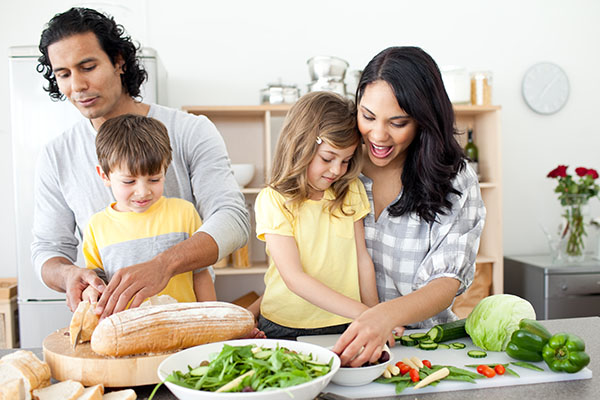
[
  {"x1": 476, "y1": 255, "x2": 497, "y2": 264},
  {"x1": 214, "y1": 264, "x2": 268, "y2": 276},
  {"x1": 183, "y1": 104, "x2": 292, "y2": 117}
]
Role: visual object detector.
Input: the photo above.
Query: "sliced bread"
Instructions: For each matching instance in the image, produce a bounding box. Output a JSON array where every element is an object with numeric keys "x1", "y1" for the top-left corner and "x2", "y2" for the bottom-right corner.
[
  {"x1": 0, "y1": 350, "x2": 51, "y2": 400},
  {"x1": 32, "y1": 380, "x2": 84, "y2": 400},
  {"x1": 76, "y1": 384, "x2": 104, "y2": 400},
  {"x1": 102, "y1": 389, "x2": 136, "y2": 400},
  {"x1": 0, "y1": 378, "x2": 26, "y2": 400}
]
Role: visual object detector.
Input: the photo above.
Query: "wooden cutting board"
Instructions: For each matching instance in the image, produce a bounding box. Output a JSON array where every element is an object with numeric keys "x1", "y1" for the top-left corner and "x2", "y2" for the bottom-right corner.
[{"x1": 43, "y1": 328, "x2": 173, "y2": 387}]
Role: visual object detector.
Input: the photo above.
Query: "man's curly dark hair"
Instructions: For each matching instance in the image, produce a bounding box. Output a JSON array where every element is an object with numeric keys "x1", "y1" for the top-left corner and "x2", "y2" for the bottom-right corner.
[{"x1": 37, "y1": 7, "x2": 147, "y2": 101}]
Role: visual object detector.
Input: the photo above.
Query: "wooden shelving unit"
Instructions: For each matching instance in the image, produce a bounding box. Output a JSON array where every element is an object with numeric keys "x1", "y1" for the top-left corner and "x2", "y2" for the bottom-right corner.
[{"x1": 183, "y1": 104, "x2": 503, "y2": 295}]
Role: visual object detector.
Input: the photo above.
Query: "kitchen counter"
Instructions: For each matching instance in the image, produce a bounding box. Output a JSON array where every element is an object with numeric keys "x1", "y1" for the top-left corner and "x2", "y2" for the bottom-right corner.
[{"x1": 2, "y1": 317, "x2": 598, "y2": 400}]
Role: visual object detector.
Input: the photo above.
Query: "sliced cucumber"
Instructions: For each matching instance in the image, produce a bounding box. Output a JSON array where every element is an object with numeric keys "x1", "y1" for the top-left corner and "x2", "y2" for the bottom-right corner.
[
  {"x1": 426, "y1": 319, "x2": 468, "y2": 343},
  {"x1": 437, "y1": 344, "x2": 451, "y2": 350},
  {"x1": 418, "y1": 342, "x2": 439, "y2": 351},
  {"x1": 450, "y1": 342, "x2": 466, "y2": 349},
  {"x1": 409, "y1": 333, "x2": 430, "y2": 341},
  {"x1": 467, "y1": 350, "x2": 488, "y2": 358},
  {"x1": 400, "y1": 335, "x2": 418, "y2": 346}
]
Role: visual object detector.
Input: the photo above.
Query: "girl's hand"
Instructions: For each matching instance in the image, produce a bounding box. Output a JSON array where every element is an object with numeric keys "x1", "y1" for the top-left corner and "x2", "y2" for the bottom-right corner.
[{"x1": 332, "y1": 303, "x2": 397, "y2": 367}]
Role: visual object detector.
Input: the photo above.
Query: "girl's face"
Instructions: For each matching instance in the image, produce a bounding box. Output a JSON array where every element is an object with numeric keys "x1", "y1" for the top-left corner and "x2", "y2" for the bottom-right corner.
[
  {"x1": 97, "y1": 164, "x2": 165, "y2": 213},
  {"x1": 358, "y1": 80, "x2": 418, "y2": 169},
  {"x1": 307, "y1": 141, "x2": 357, "y2": 200}
]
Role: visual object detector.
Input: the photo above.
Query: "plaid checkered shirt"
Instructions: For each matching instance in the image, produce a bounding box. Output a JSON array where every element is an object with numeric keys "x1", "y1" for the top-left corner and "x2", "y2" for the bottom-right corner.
[{"x1": 360, "y1": 163, "x2": 486, "y2": 328}]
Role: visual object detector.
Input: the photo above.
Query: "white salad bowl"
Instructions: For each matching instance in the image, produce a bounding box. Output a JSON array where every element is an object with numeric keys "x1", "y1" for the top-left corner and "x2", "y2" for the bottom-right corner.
[
  {"x1": 157, "y1": 338, "x2": 340, "y2": 400},
  {"x1": 330, "y1": 344, "x2": 392, "y2": 386}
]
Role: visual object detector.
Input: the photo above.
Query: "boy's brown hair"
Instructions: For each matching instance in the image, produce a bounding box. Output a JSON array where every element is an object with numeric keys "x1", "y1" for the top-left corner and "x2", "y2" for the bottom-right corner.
[
  {"x1": 269, "y1": 91, "x2": 361, "y2": 215},
  {"x1": 96, "y1": 114, "x2": 172, "y2": 176}
]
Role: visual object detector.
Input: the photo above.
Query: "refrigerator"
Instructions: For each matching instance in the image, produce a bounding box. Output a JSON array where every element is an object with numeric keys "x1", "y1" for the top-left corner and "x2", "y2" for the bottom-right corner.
[{"x1": 8, "y1": 45, "x2": 163, "y2": 347}]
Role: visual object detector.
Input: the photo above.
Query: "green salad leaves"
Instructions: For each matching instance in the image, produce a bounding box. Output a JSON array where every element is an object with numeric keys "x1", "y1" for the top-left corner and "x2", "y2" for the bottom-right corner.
[{"x1": 157, "y1": 344, "x2": 333, "y2": 395}]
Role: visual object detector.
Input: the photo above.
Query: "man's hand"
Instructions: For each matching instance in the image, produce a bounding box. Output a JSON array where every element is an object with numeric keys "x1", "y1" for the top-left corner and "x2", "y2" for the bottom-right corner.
[
  {"x1": 63, "y1": 266, "x2": 105, "y2": 312},
  {"x1": 95, "y1": 258, "x2": 171, "y2": 318}
]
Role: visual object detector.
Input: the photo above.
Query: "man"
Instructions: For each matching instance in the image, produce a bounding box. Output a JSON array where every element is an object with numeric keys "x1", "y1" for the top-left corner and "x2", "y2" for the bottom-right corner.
[{"x1": 33, "y1": 7, "x2": 249, "y2": 318}]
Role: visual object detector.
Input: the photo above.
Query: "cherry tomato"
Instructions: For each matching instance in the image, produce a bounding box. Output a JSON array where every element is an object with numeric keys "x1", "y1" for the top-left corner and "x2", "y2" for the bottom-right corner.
[
  {"x1": 409, "y1": 368, "x2": 420, "y2": 382},
  {"x1": 494, "y1": 364, "x2": 506, "y2": 375},
  {"x1": 478, "y1": 365, "x2": 496, "y2": 378},
  {"x1": 400, "y1": 364, "x2": 411, "y2": 375},
  {"x1": 395, "y1": 361, "x2": 405, "y2": 369},
  {"x1": 422, "y1": 360, "x2": 432, "y2": 368}
]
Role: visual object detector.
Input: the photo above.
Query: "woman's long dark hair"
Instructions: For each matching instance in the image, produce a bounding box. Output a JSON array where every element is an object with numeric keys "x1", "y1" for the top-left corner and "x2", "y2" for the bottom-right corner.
[
  {"x1": 357, "y1": 46, "x2": 466, "y2": 224},
  {"x1": 37, "y1": 7, "x2": 147, "y2": 101}
]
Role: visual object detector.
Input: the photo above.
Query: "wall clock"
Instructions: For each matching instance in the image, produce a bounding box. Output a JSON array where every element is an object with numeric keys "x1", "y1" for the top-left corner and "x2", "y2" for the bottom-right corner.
[{"x1": 522, "y1": 62, "x2": 569, "y2": 115}]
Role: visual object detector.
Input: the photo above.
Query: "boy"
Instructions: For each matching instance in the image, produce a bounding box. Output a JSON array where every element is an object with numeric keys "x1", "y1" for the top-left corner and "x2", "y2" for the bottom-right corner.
[{"x1": 82, "y1": 114, "x2": 216, "y2": 303}]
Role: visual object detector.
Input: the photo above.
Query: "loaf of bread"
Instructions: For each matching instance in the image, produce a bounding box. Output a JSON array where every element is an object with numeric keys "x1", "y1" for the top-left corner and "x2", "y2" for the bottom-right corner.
[
  {"x1": 69, "y1": 300, "x2": 99, "y2": 346},
  {"x1": 90, "y1": 301, "x2": 255, "y2": 356},
  {"x1": 102, "y1": 389, "x2": 136, "y2": 400},
  {"x1": 32, "y1": 380, "x2": 84, "y2": 400},
  {"x1": 0, "y1": 350, "x2": 51, "y2": 400}
]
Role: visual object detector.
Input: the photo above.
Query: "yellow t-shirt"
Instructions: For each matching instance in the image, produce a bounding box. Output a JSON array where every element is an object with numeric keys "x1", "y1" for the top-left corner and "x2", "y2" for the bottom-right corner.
[
  {"x1": 83, "y1": 196, "x2": 202, "y2": 303},
  {"x1": 255, "y1": 178, "x2": 370, "y2": 328}
]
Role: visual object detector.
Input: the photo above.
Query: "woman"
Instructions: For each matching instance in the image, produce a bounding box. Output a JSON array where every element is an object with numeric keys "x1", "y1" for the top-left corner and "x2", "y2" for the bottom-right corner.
[{"x1": 332, "y1": 46, "x2": 486, "y2": 366}]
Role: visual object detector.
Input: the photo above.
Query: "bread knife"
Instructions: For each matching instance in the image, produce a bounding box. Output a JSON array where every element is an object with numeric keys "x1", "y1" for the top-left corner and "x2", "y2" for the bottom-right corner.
[{"x1": 73, "y1": 318, "x2": 84, "y2": 351}]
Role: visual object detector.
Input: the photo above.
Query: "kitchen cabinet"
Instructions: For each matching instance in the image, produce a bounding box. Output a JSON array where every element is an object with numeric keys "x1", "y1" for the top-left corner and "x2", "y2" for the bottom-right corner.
[{"x1": 183, "y1": 104, "x2": 503, "y2": 306}]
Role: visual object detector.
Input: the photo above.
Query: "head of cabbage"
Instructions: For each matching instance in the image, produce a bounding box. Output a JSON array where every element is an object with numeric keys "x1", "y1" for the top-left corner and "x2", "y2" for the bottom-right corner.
[{"x1": 465, "y1": 294, "x2": 536, "y2": 351}]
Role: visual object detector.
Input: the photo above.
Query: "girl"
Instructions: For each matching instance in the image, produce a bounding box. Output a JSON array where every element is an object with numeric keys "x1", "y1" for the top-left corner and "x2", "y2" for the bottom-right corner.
[
  {"x1": 333, "y1": 47, "x2": 486, "y2": 366},
  {"x1": 255, "y1": 91, "x2": 379, "y2": 339}
]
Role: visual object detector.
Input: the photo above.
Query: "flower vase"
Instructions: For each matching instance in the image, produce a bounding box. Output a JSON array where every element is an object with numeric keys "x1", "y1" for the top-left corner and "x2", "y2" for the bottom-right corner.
[{"x1": 559, "y1": 194, "x2": 589, "y2": 263}]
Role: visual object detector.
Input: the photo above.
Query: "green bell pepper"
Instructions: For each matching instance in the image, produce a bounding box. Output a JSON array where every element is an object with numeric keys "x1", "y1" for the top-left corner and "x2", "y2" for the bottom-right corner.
[
  {"x1": 542, "y1": 333, "x2": 590, "y2": 373},
  {"x1": 505, "y1": 319, "x2": 552, "y2": 362}
]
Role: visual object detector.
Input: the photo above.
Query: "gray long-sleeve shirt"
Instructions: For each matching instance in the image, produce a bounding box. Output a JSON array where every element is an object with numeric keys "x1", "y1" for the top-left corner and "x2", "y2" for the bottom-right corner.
[{"x1": 31, "y1": 103, "x2": 250, "y2": 287}]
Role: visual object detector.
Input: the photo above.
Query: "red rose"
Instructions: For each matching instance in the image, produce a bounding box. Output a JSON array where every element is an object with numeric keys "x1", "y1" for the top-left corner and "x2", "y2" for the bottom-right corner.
[
  {"x1": 548, "y1": 165, "x2": 568, "y2": 178},
  {"x1": 575, "y1": 167, "x2": 589, "y2": 177},
  {"x1": 587, "y1": 169, "x2": 599, "y2": 179}
]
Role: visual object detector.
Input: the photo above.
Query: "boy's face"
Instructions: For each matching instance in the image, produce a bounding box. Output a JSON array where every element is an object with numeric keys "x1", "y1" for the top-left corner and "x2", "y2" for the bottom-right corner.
[{"x1": 96, "y1": 164, "x2": 165, "y2": 213}]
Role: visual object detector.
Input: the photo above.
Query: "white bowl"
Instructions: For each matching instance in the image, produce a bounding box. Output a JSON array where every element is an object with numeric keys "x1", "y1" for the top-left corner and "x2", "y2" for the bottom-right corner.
[
  {"x1": 231, "y1": 163, "x2": 255, "y2": 187},
  {"x1": 330, "y1": 345, "x2": 392, "y2": 387},
  {"x1": 157, "y1": 338, "x2": 340, "y2": 400}
]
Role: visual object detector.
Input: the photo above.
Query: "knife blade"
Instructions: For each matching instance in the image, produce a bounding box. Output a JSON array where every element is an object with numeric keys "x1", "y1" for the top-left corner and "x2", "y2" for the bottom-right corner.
[{"x1": 72, "y1": 315, "x2": 84, "y2": 351}]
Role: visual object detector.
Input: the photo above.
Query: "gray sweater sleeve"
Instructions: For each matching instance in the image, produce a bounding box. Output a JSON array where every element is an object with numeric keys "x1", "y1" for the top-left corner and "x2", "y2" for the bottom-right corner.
[{"x1": 156, "y1": 106, "x2": 250, "y2": 260}]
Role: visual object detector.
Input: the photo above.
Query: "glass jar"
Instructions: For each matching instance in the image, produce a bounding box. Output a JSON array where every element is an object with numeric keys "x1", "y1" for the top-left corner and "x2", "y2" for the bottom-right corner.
[{"x1": 470, "y1": 71, "x2": 493, "y2": 106}]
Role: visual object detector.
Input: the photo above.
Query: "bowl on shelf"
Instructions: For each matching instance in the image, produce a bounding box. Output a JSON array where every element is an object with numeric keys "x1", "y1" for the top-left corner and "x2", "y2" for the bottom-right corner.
[
  {"x1": 231, "y1": 163, "x2": 255, "y2": 187},
  {"x1": 330, "y1": 344, "x2": 392, "y2": 386},
  {"x1": 157, "y1": 338, "x2": 340, "y2": 400}
]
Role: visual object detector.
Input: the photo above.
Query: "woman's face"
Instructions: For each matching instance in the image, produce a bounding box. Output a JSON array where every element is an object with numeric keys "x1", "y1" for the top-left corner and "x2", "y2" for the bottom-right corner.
[{"x1": 357, "y1": 80, "x2": 418, "y2": 169}]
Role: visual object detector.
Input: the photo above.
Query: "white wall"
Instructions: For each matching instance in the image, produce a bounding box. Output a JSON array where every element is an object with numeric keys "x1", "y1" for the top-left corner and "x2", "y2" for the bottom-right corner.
[{"x1": 2, "y1": 0, "x2": 600, "y2": 278}]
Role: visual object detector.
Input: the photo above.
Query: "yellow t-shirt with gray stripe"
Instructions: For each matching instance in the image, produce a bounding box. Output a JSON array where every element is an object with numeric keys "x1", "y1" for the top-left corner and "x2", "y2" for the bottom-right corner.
[
  {"x1": 255, "y1": 178, "x2": 370, "y2": 329},
  {"x1": 83, "y1": 196, "x2": 201, "y2": 303}
]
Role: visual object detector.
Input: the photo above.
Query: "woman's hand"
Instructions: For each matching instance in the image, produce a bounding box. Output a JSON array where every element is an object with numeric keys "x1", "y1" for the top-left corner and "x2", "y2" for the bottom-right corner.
[{"x1": 332, "y1": 303, "x2": 400, "y2": 367}]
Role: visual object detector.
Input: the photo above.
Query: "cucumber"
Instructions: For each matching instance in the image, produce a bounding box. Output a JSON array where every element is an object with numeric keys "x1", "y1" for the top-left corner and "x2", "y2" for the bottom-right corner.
[
  {"x1": 400, "y1": 336, "x2": 418, "y2": 346},
  {"x1": 437, "y1": 344, "x2": 451, "y2": 350},
  {"x1": 409, "y1": 333, "x2": 430, "y2": 341},
  {"x1": 426, "y1": 319, "x2": 468, "y2": 343},
  {"x1": 450, "y1": 342, "x2": 466, "y2": 349},
  {"x1": 467, "y1": 350, "x2": 488, "y2": 358},
  {"x1": 418, "y1": 342, "x2": 439, "y2": 351}
]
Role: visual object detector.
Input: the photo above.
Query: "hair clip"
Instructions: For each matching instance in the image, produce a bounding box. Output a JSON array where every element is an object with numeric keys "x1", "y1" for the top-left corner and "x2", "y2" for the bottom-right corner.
[{"x1": 316, "y1": 136, "x2": 322, "y2": 144}]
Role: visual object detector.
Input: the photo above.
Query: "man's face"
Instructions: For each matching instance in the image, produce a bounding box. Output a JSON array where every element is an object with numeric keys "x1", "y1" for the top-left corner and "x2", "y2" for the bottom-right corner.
[{"x1": 47, "y1": 31, "x2": 126, "y2": 126}]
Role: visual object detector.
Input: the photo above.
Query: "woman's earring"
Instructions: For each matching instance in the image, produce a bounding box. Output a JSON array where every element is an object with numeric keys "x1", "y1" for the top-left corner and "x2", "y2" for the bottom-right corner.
[{"x1": 316, "y1": 136, "x2": 322, "y2": 144}]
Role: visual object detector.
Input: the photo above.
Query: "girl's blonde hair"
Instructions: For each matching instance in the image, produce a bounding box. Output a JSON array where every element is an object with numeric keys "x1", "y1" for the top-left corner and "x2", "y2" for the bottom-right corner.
[{"x1": 269, "y1": 91, "x2": 362, "y2": 215}]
